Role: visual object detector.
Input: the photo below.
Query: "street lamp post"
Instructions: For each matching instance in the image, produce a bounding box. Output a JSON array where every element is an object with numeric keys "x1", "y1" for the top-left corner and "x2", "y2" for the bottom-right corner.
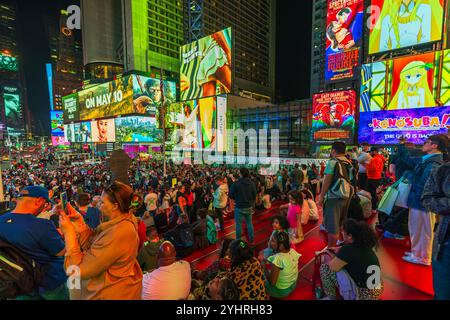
[{"x1": 0, "y1": 161, "x2": 4, "y2": 202}]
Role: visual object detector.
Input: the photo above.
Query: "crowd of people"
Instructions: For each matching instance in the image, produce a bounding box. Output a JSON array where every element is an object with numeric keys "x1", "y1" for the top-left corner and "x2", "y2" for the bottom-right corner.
[{"x1": 0, "y1": 132, "x2": 449, "y2": 300}]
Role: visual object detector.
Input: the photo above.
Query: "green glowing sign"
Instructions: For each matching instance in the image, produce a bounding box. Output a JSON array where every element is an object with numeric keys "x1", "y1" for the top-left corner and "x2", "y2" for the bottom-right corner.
[{"x1": 0, "y1": 54, "x2": 18, "y2": 72}]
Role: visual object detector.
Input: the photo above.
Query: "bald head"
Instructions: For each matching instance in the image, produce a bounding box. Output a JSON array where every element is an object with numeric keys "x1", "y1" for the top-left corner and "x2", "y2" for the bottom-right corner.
[{"x1": 158, "y1": 241, "x2": 177, "y2": 267}]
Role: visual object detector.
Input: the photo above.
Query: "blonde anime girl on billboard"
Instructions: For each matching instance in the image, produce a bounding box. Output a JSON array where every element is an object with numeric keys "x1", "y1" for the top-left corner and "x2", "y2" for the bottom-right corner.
[{"x1": 369, "y1": 0, "x2": 443, "y2": 53}]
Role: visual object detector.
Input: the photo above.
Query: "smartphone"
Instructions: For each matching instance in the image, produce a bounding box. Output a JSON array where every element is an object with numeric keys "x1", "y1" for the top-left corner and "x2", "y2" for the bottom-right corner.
[{"x1": 60, "y1": 192, "x2": 68, "y2": 214}]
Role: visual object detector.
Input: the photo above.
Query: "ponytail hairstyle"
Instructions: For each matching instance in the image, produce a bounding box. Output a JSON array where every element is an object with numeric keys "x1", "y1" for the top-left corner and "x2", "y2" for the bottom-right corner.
[
  {"x1": 343, "y1": 219, "x2": 378, "y2": 249},
  {"x1": 273, "y1": 230, "x2": 290, "y2": 251}
]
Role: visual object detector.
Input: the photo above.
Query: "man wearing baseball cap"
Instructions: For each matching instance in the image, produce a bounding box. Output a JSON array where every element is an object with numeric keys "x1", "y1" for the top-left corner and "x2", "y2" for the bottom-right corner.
[{"x1": 0, "y1": 186, "x2": 68, "y2": 299}]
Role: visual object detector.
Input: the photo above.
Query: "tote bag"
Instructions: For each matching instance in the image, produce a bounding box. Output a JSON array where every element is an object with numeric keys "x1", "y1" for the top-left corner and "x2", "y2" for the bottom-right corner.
[
  {"x1": 377, "y1": 177, "x2": 403, "y2": 215},
  {"x1": 394, "y1": 179, "x2": 411, "y2": 209}
]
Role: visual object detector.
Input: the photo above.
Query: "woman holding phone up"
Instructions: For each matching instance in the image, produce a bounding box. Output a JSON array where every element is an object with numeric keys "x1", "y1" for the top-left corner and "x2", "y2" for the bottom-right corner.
[{"x1": 59, "y1": 181, "x2": 142, "y2": 300}]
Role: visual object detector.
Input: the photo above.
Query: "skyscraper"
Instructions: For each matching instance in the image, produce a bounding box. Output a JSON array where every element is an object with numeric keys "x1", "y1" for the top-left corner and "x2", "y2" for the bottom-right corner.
[
  {"x1": 310, "y1": 0, "x2": 326, "y2": 96},
  {"x1": 0, "y1": 0, "x2": 27, "y2": 139},
  {"x1": 44, "y1": 10, "x2": 84, "y2": 110},
  {"x1": 80, "y1": 0, "x2": 124, "y2": 80},
  {"x1": 80, "y1": 0, "x2": 183, "y2": 80},
  {"x1": 122, "y1": 0, "x2": 184, "y2": 78},
  {"x1": 184, "y1": 0, "x2": 276, "y2": 101}
]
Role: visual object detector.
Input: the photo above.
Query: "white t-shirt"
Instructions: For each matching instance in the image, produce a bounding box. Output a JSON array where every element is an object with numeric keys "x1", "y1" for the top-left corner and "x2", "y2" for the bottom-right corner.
[
  {"x1": 145, "y1": 192, "x2": 158, "y2": 211},
  {"x1": 142, "y1": 260, "x2": 191, "y2": 300}
]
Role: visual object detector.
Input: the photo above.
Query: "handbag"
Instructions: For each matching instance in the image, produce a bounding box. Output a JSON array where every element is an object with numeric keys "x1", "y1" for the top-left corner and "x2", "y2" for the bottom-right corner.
[
  {"x1": 394, "y1": 179, "x2": 411, "y2": 209},
  {"x1": 377, "y1": 177, "x2": 404, "y2": 215}
]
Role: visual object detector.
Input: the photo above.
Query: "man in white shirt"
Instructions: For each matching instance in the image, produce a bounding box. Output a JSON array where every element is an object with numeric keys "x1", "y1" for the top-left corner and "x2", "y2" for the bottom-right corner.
[
  {"x1": 142, "y1": 241, "x2": 191, "y2": 300},
  {"x1": 144, "y1": 187, "x2": 158, "y2": 216}
]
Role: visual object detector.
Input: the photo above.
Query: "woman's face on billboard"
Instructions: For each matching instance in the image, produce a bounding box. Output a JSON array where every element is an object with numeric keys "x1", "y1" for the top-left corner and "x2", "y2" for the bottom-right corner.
[{"x1": 97, "y1": 120, "x2": 108, "y2": 137}]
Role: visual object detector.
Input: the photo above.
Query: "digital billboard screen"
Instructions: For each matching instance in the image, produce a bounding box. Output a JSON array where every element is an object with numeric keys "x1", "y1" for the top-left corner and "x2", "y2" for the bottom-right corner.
[
  {"x1": 50, "y1": 111, "x2": 64, "y2": 136},
  {"x1": 180, "y1": 27, "x2": 232, "y2": 101},
  {"x1": 115, "y1": 116, "x2": 161, "y2": 143},
  {"x1": 3, "y1": 87, "x2": 23, "y2": 134},
  {"x1": 132, "y1": 75, "x2": 177, "y2": 119},
  {"x1": 359, "y1": 49, "x2": 450, "y2": 144},
  {"x1": 51, "y1": 136, "x2": 70, "y2": 147},
  {"x1": 64, "y1": 122, "x2": 92, "y2": 143},
  {"x1": 169, "y1": 96, "x2": 219, "y2": 150},
  {"x1": 62, "y1": 93, "x2": 79, "y2": 122},
  {"x1": 0, "y1": 54, "x2": 18, "y2": 72},
  {"x1": 325, "y1": 0, "x2": 363, "y2": 82},
  {"x1": 91, "y1": 118, "x2": 116, "y2": 142},
  {"x1": 368, "y1": 0, "x2": 444, "y2": 54},
  {"x1": 312, "y1": 90, "x2": 356, "y2": 144},
  {"x1": 78, "y1": 76, "x2": 134, "y2": 121}
]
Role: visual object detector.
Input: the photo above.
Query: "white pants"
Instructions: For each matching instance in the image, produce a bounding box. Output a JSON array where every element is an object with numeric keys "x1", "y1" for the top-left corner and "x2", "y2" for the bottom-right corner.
[{"x1": 408, "y1": 208, "x2": 436, "y2": 264}]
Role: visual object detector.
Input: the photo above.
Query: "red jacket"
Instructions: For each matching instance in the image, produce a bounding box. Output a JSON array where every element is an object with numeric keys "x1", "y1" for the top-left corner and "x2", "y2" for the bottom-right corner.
[{"x1": 366, "y1": 154, "x2": 384, "y2": 180}]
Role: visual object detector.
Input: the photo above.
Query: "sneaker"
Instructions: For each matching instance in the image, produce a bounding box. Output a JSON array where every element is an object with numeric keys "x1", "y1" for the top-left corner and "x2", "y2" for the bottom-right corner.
[
  {"x1": 319, "y1": 224, "x2": 328, "y2": 232},
  {"x1": 402, "y1": 255, "x2": 431, "y2": 266},
  {"x1": 404, "y1": 251, "x2": 412, "y2": 256},
  {"x1": 383, "y1": 231, "x2": 405, "y2": 240},
  {"x1": 336, "y1": 240, "x2": 345, "y2": 246}
]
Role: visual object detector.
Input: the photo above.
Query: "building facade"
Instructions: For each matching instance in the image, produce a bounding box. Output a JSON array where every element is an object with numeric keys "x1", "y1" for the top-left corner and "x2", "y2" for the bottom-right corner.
[
  {"x1": 0, "y1": 0, "x2": 27, "y2": 140},
  {"x1": 228, "y1": 98, "x2": 312, "y2": 157},
  {"x1": 44, "y1": 10, "x2": 84, "y2": 111},
  {"x1": 310, "y1": 0, "x2": 326, "y2": 96},
  {"x1": 184, "y1": 0, "x2": 276, "y2": 102}
]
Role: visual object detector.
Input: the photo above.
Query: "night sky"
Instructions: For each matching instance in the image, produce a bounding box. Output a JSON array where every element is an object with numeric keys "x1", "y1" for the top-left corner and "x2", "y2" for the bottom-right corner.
[{"x1": 15, "y1": 0, "x2": 312, "y2": 136}]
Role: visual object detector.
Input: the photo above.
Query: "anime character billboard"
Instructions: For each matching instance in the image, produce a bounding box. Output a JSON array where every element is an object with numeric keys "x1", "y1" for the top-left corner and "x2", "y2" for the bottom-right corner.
[
  {"x1": 312, "y1": 90, "x2": 356, "y2": 144},
  {"x1": 325, "y1": 0, "x2": 364, "y2": 82},
  {"x1": 369, "y1": 0, "x2": 444, "y2": 54}
]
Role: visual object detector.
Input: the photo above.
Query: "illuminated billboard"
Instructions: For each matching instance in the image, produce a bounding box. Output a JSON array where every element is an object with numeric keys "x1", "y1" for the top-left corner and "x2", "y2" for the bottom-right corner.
[
  {"x1": 64, "y1": 122, "x2": 92, "y2": 143},
  {"x1": 62, "y1": 93, "x2": 79, "y2": 122},
  {"x1": 0, "y1": 54, "x2": 18, "y2": 72},
  {"x1": 3, "y1": 86, "x2": 24, "y2": 136},
  {"x1": 115, "y1": 116, "x2": 161, "y2": 143},
  {"x1": 325, "y1": 0, "x2": 363, "y2": 82},
  {"x1": 132, "y1": 75, "x2": 177, "y2": 119},
  {"x1": 78, "y1": 76, "x2": 134, "y2": 121},
  {"x1": 359, "y1": 49, "x2": 450, "y2": 144},
  {"x1": 51, "y1": 136, "x2": 70, "y2": 147},
  {"x1": 368, "y1": 0, "x2": 444, "y2": 54},
  {"x1": 169, "y1": 96, "x2": 219, "y2": 150},
  {"x1": 312, "y1": 90, "x2": 356, "y2": 144},
  {"x1": 91, "y1": 118, "x2": 116, "y2": 142},
  {"x1": 180, "y1": 28, "x2": 232, "y2": 101},
  {"x1": 50, "y1": 111, "x2": 64, "y2": 136},
  {"x1": 63, "y1": 74, "x2": 177, "y2": 122}
]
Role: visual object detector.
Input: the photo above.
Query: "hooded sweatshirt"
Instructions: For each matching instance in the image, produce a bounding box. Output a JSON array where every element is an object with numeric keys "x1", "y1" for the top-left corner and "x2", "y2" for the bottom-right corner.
[{"x1": 229, "y1": 177, "x2": 257, "y2": 209}]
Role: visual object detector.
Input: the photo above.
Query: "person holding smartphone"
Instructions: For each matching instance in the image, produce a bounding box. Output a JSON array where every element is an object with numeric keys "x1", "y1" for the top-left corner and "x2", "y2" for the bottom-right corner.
[{"x1": 59, "y1": 181, "x2": 142, "y2": 300}]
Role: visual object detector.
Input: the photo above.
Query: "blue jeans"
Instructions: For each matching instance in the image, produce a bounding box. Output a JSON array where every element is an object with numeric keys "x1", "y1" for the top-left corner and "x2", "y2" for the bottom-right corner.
[
  {"x1": 433, "y1": 241, "x2": 450, "y2": 300},
  {"x1": 235, "y1": 207, "x2": 254, "y2": 243}
]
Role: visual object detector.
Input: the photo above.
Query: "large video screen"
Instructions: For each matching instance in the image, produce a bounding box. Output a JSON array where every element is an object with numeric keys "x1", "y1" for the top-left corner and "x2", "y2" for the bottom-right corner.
[
  {"x1": 0, "y1": 54, "x2": 18, "y2": 72},
  {"x1": 51, "y1": 136, "x2": 70, "y2": 147},
  {"x1": 115, "y1": 116, "x2": 162, "y2": 143},
  {"x1": 180, "y1": 27, "x2": 232, "y2": 101},
  {"x1": 3, "y1": 90, "x2": 23, "y2": 132},
  {"x1": 62, "y1": 93, "x2": 79, "y2": 122},
  {"x1": 169, "y1": 96, "x2": 219, "y2": 150},
  {"x1": 132, "y1": 75, "x2": 177, "y2": 119},
  {"x1": 359, "y1": 49, "x2": 450, "y2": 144},
  {"x1": 91, "y1": 118, "x2": 116, "y2": 142},
  {"x1": 78, "y1": 76, "x2": 134, "y2": 121},
  {"x1": 325, "y1": 0, "x2": 363, "y2": 82},
  {"x1": 50, "y1": 111, "x2": 64, "y2": 136},
  {"x1": 64, "y1": 122, "x2": 92, "y2": 143},
  {"x1": 368, "y1": 0, "x2": 444, "y2": 54},
  {"x1": 312, "y1": 90, "x2": 356, "y2": 145}
]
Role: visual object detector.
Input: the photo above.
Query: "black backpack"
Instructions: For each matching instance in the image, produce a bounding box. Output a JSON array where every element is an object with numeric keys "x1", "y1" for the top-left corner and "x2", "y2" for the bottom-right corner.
[
  {"x1": 0, "y1": 240, "x2": 44, "y2": 299},
  {"x1": 177, "y1": 225, "x2": 194, "y2": 248}
]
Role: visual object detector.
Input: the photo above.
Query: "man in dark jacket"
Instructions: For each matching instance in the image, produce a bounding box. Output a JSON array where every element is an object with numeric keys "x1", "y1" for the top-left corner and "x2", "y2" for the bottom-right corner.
[
  {"x1": 398, "y1": 134, "x2": 447, "y2": 266},
  {"x1": 229, "y1": 168, "x2": 257, "y2": 243},
  {"x1": 422, "y1": 160, "x2": 450, "y2": 300}
]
